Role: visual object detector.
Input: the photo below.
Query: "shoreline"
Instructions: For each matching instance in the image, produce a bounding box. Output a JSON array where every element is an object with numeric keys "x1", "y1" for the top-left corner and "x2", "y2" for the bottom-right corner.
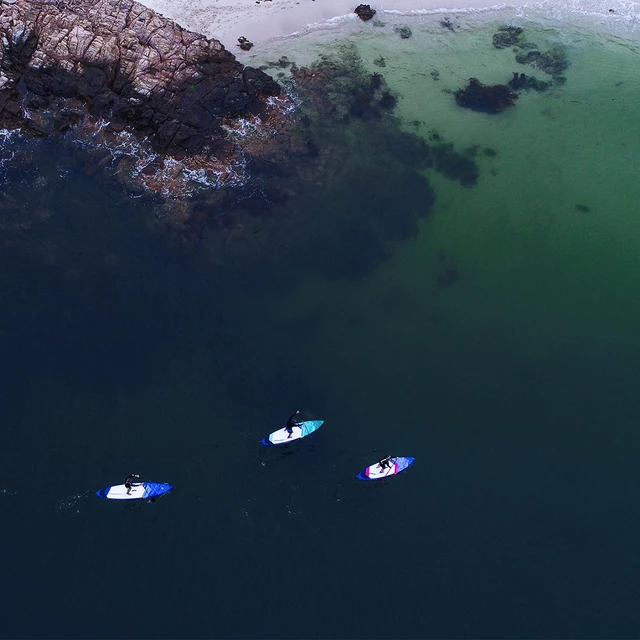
[
  {"x1": 137, "y1": 0, "x2": 640, "y2": 52},
  {"x1": 137, "y1": 0, "x2": 532, "y2": 51}
]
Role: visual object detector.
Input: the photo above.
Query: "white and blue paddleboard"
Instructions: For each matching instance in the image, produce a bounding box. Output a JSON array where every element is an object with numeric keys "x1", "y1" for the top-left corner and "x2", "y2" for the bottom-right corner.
[
  {"x1": 96, "y1": 482, "x2": 173, "y2": 500},
  {"x1": 261, "y1": 420, "x2": 324, "y2": 446},
  {"x1": 356, "y1": 457, "x2": 415, "y2": 481}
]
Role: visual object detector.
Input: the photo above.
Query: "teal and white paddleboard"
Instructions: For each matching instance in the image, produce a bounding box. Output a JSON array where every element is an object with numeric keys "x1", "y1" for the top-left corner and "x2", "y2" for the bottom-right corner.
[{"x1": 261, "y1": 420, "x2": 324, "y2": 445}]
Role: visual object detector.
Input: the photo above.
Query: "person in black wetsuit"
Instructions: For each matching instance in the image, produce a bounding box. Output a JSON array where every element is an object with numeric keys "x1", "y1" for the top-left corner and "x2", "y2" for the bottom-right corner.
[
  {"x1": 125, "y1": 473, "x2": 141, "y2": 495},
  {"x1": 378, "y1": 455, "x2": 394, "y2": 470},
  {"x1": 285, "y1": 410, "x2": 303, "y2": 439}
]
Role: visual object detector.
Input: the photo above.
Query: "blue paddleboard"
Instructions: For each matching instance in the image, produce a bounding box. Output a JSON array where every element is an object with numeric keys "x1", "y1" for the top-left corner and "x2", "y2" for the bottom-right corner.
[
  {"x1": 96, "y1": 482, "x2": 173, "y2": 500},
  {"x1": 356, "y1": 457, "x2": 415, "y2": 481}
]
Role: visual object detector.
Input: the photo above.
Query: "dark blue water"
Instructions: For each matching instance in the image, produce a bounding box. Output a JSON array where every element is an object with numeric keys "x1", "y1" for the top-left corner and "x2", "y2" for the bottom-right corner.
[{"x1": 3, "y1": 23, "x2": 640, "y2": 634}]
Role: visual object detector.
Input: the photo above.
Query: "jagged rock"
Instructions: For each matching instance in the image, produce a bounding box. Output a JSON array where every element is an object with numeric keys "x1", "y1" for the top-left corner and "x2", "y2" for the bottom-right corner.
[
  {"x1": 354, "y1": 4, "x2": 376, "y2": 20},
  {"x1": 0, "y1": 0, "x2": 281, "y2": 156},
  {"x1": 455, "y1": 78, "x2": 519, "y2": 113}
]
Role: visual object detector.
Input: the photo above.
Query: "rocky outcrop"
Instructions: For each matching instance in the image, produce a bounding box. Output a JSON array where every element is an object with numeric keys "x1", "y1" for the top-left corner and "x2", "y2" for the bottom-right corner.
[
  {"x1": 0, "y1": 40, "x2": 486, "y2": 290},
  {"x1": 0, "y1": 0, "x2": 286, "y2": 192},
  {"x1": 354, "y1": 4, "x2": 376, "y2": 21}
]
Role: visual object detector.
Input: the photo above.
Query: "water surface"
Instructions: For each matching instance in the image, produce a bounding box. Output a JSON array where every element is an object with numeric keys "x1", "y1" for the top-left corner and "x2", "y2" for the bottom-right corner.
[{"x1": 2, "y1": 7, "x2": 640, "y2": 638}]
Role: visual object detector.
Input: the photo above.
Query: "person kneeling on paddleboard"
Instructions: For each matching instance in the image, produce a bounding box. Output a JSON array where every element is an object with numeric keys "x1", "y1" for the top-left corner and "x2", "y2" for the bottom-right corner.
[
  {"x1": 378, "y1": 455, "x2": 394, "y2": 470},
  {"x1": 125, "y1": 473, "x2": 141, "y2": 495},
  {"x1": 286, "y1": 410, "x2": 303, "y2": 439}
]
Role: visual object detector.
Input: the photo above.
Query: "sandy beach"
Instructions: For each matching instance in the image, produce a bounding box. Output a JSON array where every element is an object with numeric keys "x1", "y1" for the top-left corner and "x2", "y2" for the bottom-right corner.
[{"x1": 138, "y1": 0, "x2": 537, "y2": 52}]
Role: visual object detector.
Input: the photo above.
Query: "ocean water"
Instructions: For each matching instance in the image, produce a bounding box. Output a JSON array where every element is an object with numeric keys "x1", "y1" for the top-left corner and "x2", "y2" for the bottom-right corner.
[{"x1": 2, "y1": 4, "x2": 640, "y2": 638}]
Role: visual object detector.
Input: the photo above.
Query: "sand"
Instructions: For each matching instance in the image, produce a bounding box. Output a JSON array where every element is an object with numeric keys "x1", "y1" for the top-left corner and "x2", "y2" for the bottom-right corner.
[{"x1": 138, "y1": 0, "x2": 536, "y2": 52}]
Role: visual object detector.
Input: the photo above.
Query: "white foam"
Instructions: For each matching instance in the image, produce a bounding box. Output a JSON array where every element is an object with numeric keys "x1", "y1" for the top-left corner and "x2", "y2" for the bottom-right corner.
[
  {"x1": 0, "y1": 129, "x2": 23, "y2": 179},
  {"x1": 383, "y1": 3, "x2": 517, "y2": 15},
  {"x1": 0, "y1": 127, "x2": 19, "y2": 143},
  {"x1": 139, "y1": 0, "x2": 640, "y2": 51}
]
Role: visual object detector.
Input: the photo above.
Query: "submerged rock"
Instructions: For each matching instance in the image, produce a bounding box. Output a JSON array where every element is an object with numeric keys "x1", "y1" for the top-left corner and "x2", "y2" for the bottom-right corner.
[
  {"x1": 508, "y1": 72, "x2": 550, "y2": 92},
  {"x1": 492, "y1": 25, "x2": 523, "y2": 49},
  {"x1": 515, "y1": 47, "x2": 570, "y2": 76},
  {"x1": 432, "y1": 143, "x2": 479, "y2": 187},
  {"x1": 455, "y1": 78, "x2": 519, "y2": 113},
  {"x1": 396, "y1": 26, "x2": 412, "y2": 39},
  {"x1": 378, "y1": 91, "x2": 397, "y2": 109}
]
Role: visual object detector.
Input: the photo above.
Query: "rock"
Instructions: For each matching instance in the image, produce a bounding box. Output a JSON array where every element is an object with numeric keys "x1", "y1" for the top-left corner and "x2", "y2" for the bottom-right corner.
[
  {"x1": 237, "y1": 36, "x2": 254, "y2": 51},
  {"x1": 0, "y1": 0, "x2": 283, "y2": 183},
  {"x1": 396, "y1": 26, "x2": 412, "y2": 39},
  {"x1": 354, "y1": 4, "x2": 376, "y2": 20},
  {"x1": 455, "y1": 78, "x2": 519, "y2": 113}
]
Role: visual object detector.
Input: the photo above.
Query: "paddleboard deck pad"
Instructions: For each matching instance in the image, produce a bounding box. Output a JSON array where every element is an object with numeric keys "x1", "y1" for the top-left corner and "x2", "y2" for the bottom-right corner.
[
  {"x1": 356, "y1": 457, "x2": 415, "y2": 480},
  {"x1": 96, "y1": 482, "x2": 173, "y2": 500},
  {"x1": 262, "y1": 420, "x2": 324, "y2": 445}
]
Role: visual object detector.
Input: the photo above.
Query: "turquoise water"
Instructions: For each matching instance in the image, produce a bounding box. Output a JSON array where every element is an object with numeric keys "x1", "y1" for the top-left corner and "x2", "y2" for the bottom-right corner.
[{"x1": 2, "y1": 7, "x2": 640, "y2": 638}]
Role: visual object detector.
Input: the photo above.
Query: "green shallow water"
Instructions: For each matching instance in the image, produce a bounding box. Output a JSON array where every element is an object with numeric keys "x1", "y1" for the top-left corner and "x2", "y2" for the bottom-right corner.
[
  {"x1": 250, "y1": 15, "x2": 640, "y2": 460},
  {"x1": 2, "y1": 9, "x2": 640, "y2": 639}
]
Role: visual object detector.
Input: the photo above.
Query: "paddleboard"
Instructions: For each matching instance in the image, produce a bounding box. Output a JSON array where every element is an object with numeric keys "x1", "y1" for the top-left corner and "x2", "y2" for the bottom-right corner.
[
  {"x1": 356, "y1": 456, "x2": 415, "y2": 481},
  {"x1": 96, "y1": 482, "x2": 173, "y2": 500},
  {"x1": 261, "y1": 420, "x2": 324, "y2": 445}
]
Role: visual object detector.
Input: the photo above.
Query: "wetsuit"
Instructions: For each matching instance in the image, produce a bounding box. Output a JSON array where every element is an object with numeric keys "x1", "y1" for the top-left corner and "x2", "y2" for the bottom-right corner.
[
  {"x1": 286, "y1": 413, "x2": 302, "y2": 434},
  {"x1": 125, "y1": 474, "x2": 140, "y2": 492},
  {"x1": 379, "y1": 456, "x2": 393, "y2": 470}
]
